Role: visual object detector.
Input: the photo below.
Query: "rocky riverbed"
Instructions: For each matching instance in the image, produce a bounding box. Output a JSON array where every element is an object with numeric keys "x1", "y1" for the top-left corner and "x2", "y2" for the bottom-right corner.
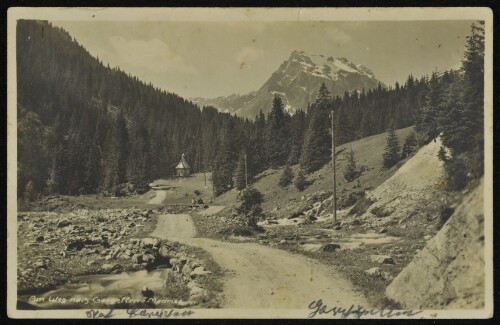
[{"x1": 17, "y1": 208, "x2": 222, "y2": 308}]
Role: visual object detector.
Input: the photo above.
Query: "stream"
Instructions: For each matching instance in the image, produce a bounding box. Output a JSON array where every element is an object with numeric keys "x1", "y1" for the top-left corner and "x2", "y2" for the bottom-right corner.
[{"x1": 18, "y1": 268, "x2": 175, "y2": 309}]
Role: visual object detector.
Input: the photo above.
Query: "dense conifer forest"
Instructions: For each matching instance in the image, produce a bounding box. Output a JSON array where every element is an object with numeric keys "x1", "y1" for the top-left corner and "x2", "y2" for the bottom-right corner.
[{"x1": 17, "y1": 20, "x2": 484, "y2": 201}]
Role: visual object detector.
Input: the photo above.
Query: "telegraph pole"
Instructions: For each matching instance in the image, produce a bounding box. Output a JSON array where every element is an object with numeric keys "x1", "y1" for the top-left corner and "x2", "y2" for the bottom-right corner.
[
  {"x1": 211, "y1": 166, "x2": 215, "y2": 200},
  {"x1": 331, "y1": 110, "x2": 337, "y2": 224},
  {"x1": 244, "y1": 152, "x2": 248, "y2": 188}
]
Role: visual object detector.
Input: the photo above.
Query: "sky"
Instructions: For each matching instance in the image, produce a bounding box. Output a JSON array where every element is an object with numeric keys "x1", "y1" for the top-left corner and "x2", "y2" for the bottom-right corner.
[{"x1": 53, "y1": 20, "x2": 473, "y2": 99}]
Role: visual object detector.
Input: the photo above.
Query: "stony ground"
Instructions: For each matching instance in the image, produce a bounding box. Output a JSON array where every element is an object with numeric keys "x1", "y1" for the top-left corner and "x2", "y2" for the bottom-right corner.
[{"x1": 17, "y1": 203, "x2": 223, "y2": 309}]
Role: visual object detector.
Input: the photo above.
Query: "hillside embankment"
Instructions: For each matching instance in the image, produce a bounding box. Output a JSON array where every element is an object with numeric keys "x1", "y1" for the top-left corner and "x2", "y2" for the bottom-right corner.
[{"x1": 385, "y1": 178, "x2": 484, "y2": 309}]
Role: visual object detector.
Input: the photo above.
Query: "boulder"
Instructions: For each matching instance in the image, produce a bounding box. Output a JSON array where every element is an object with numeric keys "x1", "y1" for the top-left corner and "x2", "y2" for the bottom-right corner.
[
  {"x1": 142, "y1": 254, "x2": 156, "y2": 265},
  {"x1": 370, "y1": 255, "x2": 395, "y2": 264},
  {"x1": 36, "y1": 235, "x2": 45, "y2": 242},
  {"x1": 87, "y1": 260, "x2": 98, "y2": 267},
  {"x1": 182, "y1": 263, "x2": 193, "y2": 276},
  {"x1": 322, "y1": 243, "x2": 341, "y2": 252},
  {"x1": 141, "y1": 237, "x2": 160, "y2": 247},
  {"x1": 101, "y1": 263, "x2": 123, "y2": 273},
  {"x1": 190, "y1": 266, "x2": 212, "y2": 277},
  {"x1": 187, "y1": 280, "x2": 203, "y2": 289},
  {"x1": 33, "y1": 261, "x2": 47, "y2": 269},
  {"x1": 158, "y1": 246, "x2": 172, "y2": 258},
  {"x1": 132, "y1": 263, "x2": 145, "y2": 271},
  {"x1": 364, "y1": 267, "x2": 389, "y2": 280},
  {"x1": 189, "y1": 286, "x2": 207, "y2": 300},
  {"x1": 57, "y1": 220, "x2": 71, "y2": 228},
  {"x1": 65, "y1": 239, "x2": 85, "y2": 251}
]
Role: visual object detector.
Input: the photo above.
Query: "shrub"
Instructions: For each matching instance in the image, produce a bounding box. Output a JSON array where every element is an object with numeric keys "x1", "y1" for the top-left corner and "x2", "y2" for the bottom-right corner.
[
  {"x1": 401, "y1": 131, "x2": 418, "y2": 159},
  {"x1": 278, "y1": 164, "x2": 294, "y2": 188},
  {"x1": 294, "y1": 168, "x2": 308, "y2": 191},
  {"x1": 438, "y1": 148, "x2": 469, "y2": 191},
  {"x1": 344, "y1": 148, "x2": 361, "y2": 182},
  {"x1": 237, "y1": 187, "x2": 263, "y2": 215},
  {"x1": 382, "y1": 124, "x2": 401, "y2": 168},
  {"x1": 338, "y1": 190, "x2": 365, "y2": 209},
  {"x1": 438, "y1": 206, "x2": 455, "y2": 228},
  {"x1": 163, "y1": 272, "x2": 190, "y2": 301},
  {"x1": 370, "y1": 206, "x2": 391, "y2": 218},
  {"x1": 443, "y1": 158, "x2": 468, "y2": 191},
  {"x1": 348, "y1": 197, "x2": 374, "y2": 216}
]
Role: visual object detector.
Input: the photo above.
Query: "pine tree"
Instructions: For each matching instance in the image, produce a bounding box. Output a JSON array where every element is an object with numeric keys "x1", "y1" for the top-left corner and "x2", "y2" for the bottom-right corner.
[
  {"x1": 212, "y1": 125, "x2": 236, "y2": 196},
  {"x1": 299, "y1": 85, "x2": 331, "y2": 173},
  {"x1": 278, "y1": 164, "x2": 294, "y2": 188},
  {"x1": 382, "y1": 124, "x2": 401, "y2": 168},
  {"x1": 315, "y1": 82, "x2": 331, "y2": 108},
  {"x1": 336, "y1": 108, "x2": 354, "y2": 145},
  {"x1": 294, "y1": 168, "x2": 307, "y2": 191},
  {"x1": 237, "y1": 186, "x2": 263, "y2": 215},
  {"x1": 24, "y1": 180, "x2": 37, "y2": 202},
  {"x1": 401, "y1": 131, "x2": 418, "y2": 159},
  {"x1": 415, "y1": 71, "x2": 445, "y2": 142},
  {"x1": 359, "y1": 112, "x2": 373, "y2": 137},
  {"x1": 344, "y1": 148, "x2": 361, "y2": 182},
  {"x1": 115, "y1": 110, "x2": 129, "y2": 185},
  {"x1": 266, "y1": 95, "x2": 289, "y2": 168},
  {"x1": 287, "y1": 110, "x2": 306, "y2": 165},
  {"x1": 234, "y1": 151, "x2": 247, "y2": 190}
]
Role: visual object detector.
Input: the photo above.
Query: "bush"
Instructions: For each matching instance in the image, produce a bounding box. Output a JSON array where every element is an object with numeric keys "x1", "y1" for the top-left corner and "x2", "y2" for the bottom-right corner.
[
  {"x1": 443, "y1": 158, "x2": 468, "y2": 191},
  {"x1": 370, "y1": 206, "x2": 391, "y2": 218},
  {"x1": 294, "y1": 169, "x2": 308, "y2": 191},
  {"x1": 438, "y1": 147, "x2": 469, "y2": 191},
  {"x1": 347, "y1": 197, "x2": 374, "y2": 216},
  {"x1": 344, "y1": 148, "x2": 362, "y2": 182},
  {"x1": 401, "y1": 131, "x2": 418, "y2": 159},
  {"x1": 194, "y1": 189, "x2": 201, "y2": 196},
  {"x1": 338, "y1": 190, "x2": 365, "y2": 209},
  {"x1": 278, "y1": 165, "x2": 294, "y2": 188},
  {"x1": 438, "y1": 206, "x2": 455, "y2": 228},
  {"x1": 237, "y1": 187, "x2": 263, "y2": 215},
  {"x1": 163, "y1": 272, "x2": 190, "y2": 301}
]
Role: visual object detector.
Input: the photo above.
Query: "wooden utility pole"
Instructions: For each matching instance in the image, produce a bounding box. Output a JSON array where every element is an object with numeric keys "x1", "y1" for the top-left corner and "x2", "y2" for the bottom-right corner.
[
  {"x1": 211, "y1": 166, "x2": 215, "y2": 200},
  {"x1": 244, "y1": 152, "x2": 248, "y2": 188},
  {"x1": 331, "y1": 110, "x2": 337, "y2": 223}
]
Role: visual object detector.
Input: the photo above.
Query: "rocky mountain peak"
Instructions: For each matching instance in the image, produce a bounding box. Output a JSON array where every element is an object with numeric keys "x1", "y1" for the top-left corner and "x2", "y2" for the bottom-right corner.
[{"x1": 192, "y1": 50, "x2": 383, "y2": 119}]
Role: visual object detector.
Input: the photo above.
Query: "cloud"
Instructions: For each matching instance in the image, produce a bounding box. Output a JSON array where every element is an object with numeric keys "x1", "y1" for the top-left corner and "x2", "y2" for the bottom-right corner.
[
  {"x1": 235, "y1": 46, "x2": 264, "y2": 69},
  {"x1": 325, "y1": 27, "x2": 352, "y2": 44},
  {"x1": 108, "y1": 36, "x2": 197, "y2": 75}
]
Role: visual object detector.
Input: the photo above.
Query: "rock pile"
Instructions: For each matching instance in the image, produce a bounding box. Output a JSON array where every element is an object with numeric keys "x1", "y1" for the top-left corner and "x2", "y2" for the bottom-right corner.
[{"x1": 17, "y1": 208, "x2": 156, "y2": 293}]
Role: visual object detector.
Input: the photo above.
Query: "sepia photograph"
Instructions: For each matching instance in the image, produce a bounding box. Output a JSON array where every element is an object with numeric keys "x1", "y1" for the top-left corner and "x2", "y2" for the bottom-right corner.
[{"x1": 6, "y1": 7, "x2": 493, "y2": 319}]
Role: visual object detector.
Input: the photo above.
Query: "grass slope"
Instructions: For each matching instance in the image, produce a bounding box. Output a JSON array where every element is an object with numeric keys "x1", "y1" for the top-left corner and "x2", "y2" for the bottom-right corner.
[{"x1": 215, "y1": 126, "x2": 416, "y2": 220}]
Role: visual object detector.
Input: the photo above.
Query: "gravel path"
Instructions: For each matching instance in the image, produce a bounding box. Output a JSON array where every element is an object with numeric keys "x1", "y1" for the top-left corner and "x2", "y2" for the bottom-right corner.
[
  {"x1": 151, "y1": 211, "x2": 370, "y2": 309},
  {"x1": 147, "y1": 190, "x2": 166, "y2": 205}
]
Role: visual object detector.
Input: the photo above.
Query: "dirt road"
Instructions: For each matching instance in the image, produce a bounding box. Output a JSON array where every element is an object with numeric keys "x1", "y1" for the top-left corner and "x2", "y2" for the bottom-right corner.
[
  {"x1": 151, "y1": 213, "x2": 370, "y2": 309},
  {"x1": 147, "y1": 190, "x2": 166, "y2": 205}
]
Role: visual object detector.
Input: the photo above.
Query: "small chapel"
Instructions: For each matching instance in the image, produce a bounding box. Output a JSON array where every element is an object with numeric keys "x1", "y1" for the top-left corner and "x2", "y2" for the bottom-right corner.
[{"x1": 175, "y1": 153, "x2": 191, "y2": 177}]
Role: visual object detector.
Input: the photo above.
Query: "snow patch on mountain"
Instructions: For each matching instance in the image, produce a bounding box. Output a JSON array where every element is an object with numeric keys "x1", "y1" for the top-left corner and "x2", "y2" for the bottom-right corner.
[{"x1": 290, "y1": 50, "x2": 375, "y2": 81}]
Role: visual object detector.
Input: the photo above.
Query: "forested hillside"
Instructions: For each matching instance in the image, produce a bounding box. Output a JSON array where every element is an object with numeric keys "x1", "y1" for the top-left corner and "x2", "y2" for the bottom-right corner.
[
  {"x1": 17, "y1": 20, "x2": 253, "y2": 198},
  {"x1": 17, "y1": 20, "x2": 484, "y2": 201}
]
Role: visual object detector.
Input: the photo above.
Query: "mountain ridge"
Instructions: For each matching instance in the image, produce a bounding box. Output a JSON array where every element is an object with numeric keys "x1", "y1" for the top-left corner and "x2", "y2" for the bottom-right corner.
[{"x1": 192, "y1": 50, "x2": 384, "y2": 118}]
